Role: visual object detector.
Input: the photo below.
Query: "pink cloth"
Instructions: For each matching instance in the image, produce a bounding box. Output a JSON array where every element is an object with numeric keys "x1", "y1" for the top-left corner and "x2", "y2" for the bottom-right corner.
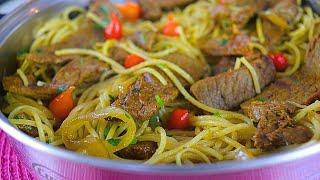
[{"x1": 0, "y1": 130, "x2": 34, "y2": 180}]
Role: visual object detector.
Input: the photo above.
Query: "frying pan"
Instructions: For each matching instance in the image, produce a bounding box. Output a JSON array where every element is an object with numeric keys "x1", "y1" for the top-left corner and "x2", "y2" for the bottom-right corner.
[{"x1": 0, "y1": 0, "x2": 320, "y2": 179}]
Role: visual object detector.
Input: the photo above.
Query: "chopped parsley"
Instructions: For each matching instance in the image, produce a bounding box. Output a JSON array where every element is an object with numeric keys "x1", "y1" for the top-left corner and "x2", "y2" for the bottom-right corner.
[
  {"x1": 130, "y1": 137, "x2": 138, "y2": 145},
  {"x1": 219, "y1": 39, "x2": 228, "y2": 46},
  {"x1": 94, "y1": 23, "x2": 104, "y2": 30},
  {"x1": 257, "y1": 96, "x2": 268, "y2": 102},
  {"x1": 108, "y1": 94, "x2": 116, "y2": 102},
  {"x1": 16, "y1": 48, "x2": 29, "y2": 57},
  {"x1": 107, "y1": 138, "x2": 121, "y2": 146},
  {"x1": 104, "y1": 127, "x2": 110, "y2": 138},
  {"x1": 14, "y1": 114, "x2": 24, "y2": 119},
  {"x1": 158, "y1": 63, "x2": 167, "y2": 69},
  {"x1": 221, "y1": 19, "x2": 230, "y2": 28},
  {"x1": 56, "y1": 84, "x2": 68, "y2": 94},
  {"x1": 155, "y1": 95, "x2": 165, "y2": 108},
  {"x1": 213, "y1": 112, "x2": 222, "y2": 117},
  {"x1": 35, "y1": 48, "x2": 43, "y2": 54},
  {"x1": 167, "y1": 134, "x2": 173, "y2": 137},
  {"x1": 150, "y1": 115, "x2": 161, "y2": 130},
  {"x1": 100, "y1": 4, "x2": 109, "y2": 14},
  {"x1": 125, "y1": 113, "x2": 131, "y2": 119}
]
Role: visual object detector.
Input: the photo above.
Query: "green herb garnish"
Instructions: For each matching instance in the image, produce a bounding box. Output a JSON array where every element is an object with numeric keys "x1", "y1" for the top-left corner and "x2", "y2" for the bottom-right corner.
[
  {"x1": 14, "y1": 114, "x2": 24, "y2": 119},
  {"x1": 107, "y1": 138, "x2": 121, "y2": 146},
  {"x1": 130, "y1": 137, "x2": 138, "y2": 145},
  {"x1": 125, "y1": 113, "x2": 131, "y2": 119},
  {"x1": 108, "y1": 94, "x2": 116, "y2": 102},
  {"x1": 150, "y1": 115, "x2": 161, "y2": 130},
  {"x1": 219, "y1": 39, "x2": 228, "y2": 46},
  {"x1": 257, "y1": 97, "x2": 268, "y2": 102},
  {"x1": 104, "y1": 127, "x2": 110, "y2": 138},
  {"x1": 56, "y1": 84, "x2": 68, "y2": 94},
  {"x1": 213, "y1": 112, "x2": 222, "y2": 117},
  {"x1": 16, "y1": 48, "x2": 29, "y2": 57},
  {"x1": 167, "y1": 134, "x2": 173, "y2": 137},
  {"x1": 158, "y1": 63, "x2": 167, "y2": 69},
  {"x1": 100, "y1": 5, "x2": 109, "y2": 14},
  {"x1": 155, "y1": 95, "x2": 165, "y2": 108},
  {"x1": 35, "y1": 48, "x2": 43, "y2": 54}
]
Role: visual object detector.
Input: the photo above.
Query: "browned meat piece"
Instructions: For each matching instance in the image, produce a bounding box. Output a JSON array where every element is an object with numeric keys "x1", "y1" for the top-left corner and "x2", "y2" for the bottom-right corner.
[
  {"x1": 2, "y1": 75, "x2": 56, "y2": 99},
  {"x1": 259, "y1": 0, "x2": 299, "y2": 46},
  {"x1": 138, "y1": 0, "x2": 194, "y2": 20},
  {"x1": 109, "y1": 47, "x2": 129, "y2": 65},
  {"x1": 116, "y1": 141, "x2": 157, "y2": 160},
  {"x1": 211, "y1": 4, "x2": 256, "y2": 29},
  {"x1": 18, "y1": 125, "x2": 39, "y2": 137},
  {"x1": 240, "y1": 33, "x2": 320, "y2": 150},
  {"x1": 128, "y1": 31, "x2": 157, "y2": 51},
  {"x1": 158, "y1": 0, "x2": 195, "y2": 9},
  {"x1": 138, "y1": 0, "x2": 162, "y2": 20},
  {"x1": 191, "y1": 56, "x2": 276, "y2": 110},
  {"x1": 165, "y1": 53, "x2": 210, "y2": 82},
  {"x1": 51, "y1": 57, "x2": 110, "y2": 88},
  {"x1": 113, "y1": 73, "x2": 179, "y2": 121},
  {"x1": 244, "y1": 101, "x2": 312, "y2": 150},
  {"x1": 241, "y1": 34, "x2": 320, "y2": 113},
  {"x1": 25, "y1": 23, "x2": 104, "y2": 65},
  {"x1": 201, "y1": 34, "x2": 251, "y2": 57},
  {"x1": 212, "y1": 57, "x2": 236, "y2": 75}
]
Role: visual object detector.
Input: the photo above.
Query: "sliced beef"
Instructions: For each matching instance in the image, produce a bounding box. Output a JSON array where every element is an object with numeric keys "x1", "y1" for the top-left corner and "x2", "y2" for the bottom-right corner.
[
  {"x1": 116, "y1": 141, "x2": 157, "y2": 160},
  {"x1": 2, "y1": 75, "x2": 56, "y2": 99},
  {"x1": 211, "y1": 3, "x2": 256, "y2": 29},
  {"x1": 25, "y1": 23, "x2": 104, "y2": 65},
  {"x1": 109, "y1": 47, "x2": 129, "y2": 65},
  {"x1": 164, "y1": 53, "x2": 210, "y2": 82},
  {"x1": 128, "y1": 31, "x2": 157, "y2": 51},
  {"x1": 212, "y1": 56, "x2": 236, "y2": 75},
  {"x1": 112, "y1": 73, "x2": 179, "y2": 121},
  {"x1": 259, "y1": 0, "x2": 299, "y2": 46},
  {"x1": 138, "y1": 0, "x2": 163, "y2": 20},
  {"x1": 240, "y1": 33, "x2": 320, "y2": 150},
  {"x1": 51, "y1": 57, "x2": 110, "y2": 88},
  {"x1": 138, "y1": 0, "x2": 194, "y2": 20},
  {"x1": 243, "y1": 101, "x2": 312, "y2": 150},
  {"x1": 201, "y1": 34, "x2": 251, "y2": 57},
  {"x1": 191, "y1": 56, "x2": 276, "y2": 110}
]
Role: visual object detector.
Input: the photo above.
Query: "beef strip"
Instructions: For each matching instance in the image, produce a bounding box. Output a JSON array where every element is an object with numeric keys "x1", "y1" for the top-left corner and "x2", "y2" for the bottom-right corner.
[
  {"x1": 138, "y1": 0, "x2": 194, "y2": 20},
  {"x1": 112, "y1": 73, "x2": 179, "y2": 121},
  {"x1": 201, "y1": 33, "x2": 251, "y2": 57},
  {"x1": 25, "y1": 22, "x2": 104, "y2": 65},
  {"x1": 212, "y1": 56, "x2": 236, "y2": 75},
  {"x1": 259, "y1": 0, "x2": 299, "y2": 47},
  {"x1": 240, "y1": 33, "x2": 320, "y2": 150},
  {"x1": 2, "y1": 75, "x2": 56, "y2": 99},
  {"x1": 243, "y1": 101, "x2": 312, "y2": 150},
  {"x1": 51, "y1": 57, "x2": 110, "y2": 88},
  {"x1": 164, "y1": 53, "x2": 210, "y2": 82},
  {"x1": 128, "y1": 31, "x2": 157, "y2": 51},
  {"x1": 191, "y1": 56, "x2": 276, "y2": 110},
  {"x1": 116, "y1": 141, "x2": 157, "y2": 160},
  {"x1": 109, "y1": 47, "x2": 129, "y2": 65}
]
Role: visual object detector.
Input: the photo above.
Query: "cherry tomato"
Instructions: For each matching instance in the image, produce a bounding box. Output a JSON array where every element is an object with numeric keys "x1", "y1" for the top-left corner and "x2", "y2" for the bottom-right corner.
[
  {"x1": 49, "y1": 86, "x2": 75, "y2": 120},
  {"x1": 104, "y1": 13, "x2": 122, "y2": 40},
  {"x1": 116, "y1": 2, "x2": 141, "y2": 22},
  {"x1": 167, "y1": 108, "x2": 189, "y2": 130},
  {"x1": 124, "y1": 54, "x2": 144, "y2": 68},
  {"x1": 269, "y1": 53, "x2": 289, "y2": 72},
  {"x1": 162, "y1": 15, "x2": 180, "y2": 36}
]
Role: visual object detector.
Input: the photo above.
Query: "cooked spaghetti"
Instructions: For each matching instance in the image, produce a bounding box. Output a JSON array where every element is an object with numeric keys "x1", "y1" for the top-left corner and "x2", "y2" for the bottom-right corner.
[{"x1": 2, "y1": 0, "x2": 320, "y2": 165}]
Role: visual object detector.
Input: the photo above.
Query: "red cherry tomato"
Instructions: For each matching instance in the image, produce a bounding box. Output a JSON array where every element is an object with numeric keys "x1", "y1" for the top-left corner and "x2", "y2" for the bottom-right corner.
[
  {"x1": 104, "y1": 13, "x2": 122, "y2": 40},
  {"x1": 124, "y1": 54, "x2": 144, "y2": 68},
  {"x1": 269, "y1": 53, "x2": 289, "y2": 72},
  {"x1": 116, "y1": 2, "x2": 141, "y2": 22},
  {"x1": 49, "y1": 86, "x2": 75, "y2": 120},
  {"x1": 162, "y1": 15, "x2": 179, "y2": 36},
  {"x1": 167, "y1": 108, "x2": 189, "y2": 130}
]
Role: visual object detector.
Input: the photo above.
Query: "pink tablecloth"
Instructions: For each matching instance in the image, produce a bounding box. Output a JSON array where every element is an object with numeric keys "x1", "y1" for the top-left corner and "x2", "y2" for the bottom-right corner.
[{"x1": 0, "y1": 130, "x2": 34, "y2": 180}]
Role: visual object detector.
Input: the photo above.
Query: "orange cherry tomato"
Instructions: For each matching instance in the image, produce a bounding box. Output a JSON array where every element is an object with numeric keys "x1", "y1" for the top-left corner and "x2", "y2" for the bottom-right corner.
[
  {"x1": 162, "y1": 15, "x2": 180, "y2": 36},
  {"x1": 49, "y1": 86, "x2": 75, "y2": 120},
  {"x1": 124, "y1": 54, "x2": 144, "y2": 68},
  {"x1": 104, "y1": 13, "x2": 122, "y2": 40},
  {"x1": 167, "y1": 108, "x2": 189, "y2": 130},
  {"x1": 116, "y1": 2, "x2": 141, "y2": 22}
]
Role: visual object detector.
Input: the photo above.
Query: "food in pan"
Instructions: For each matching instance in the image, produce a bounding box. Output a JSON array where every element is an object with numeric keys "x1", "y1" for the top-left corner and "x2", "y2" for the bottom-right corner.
[{"x1": 2, "y1": 0, "x2": 320, "y2": 165}]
